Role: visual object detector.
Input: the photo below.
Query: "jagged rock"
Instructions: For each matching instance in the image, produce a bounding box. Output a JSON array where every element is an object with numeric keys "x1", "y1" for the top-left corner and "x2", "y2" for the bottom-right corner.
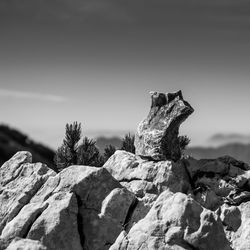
[
  {"x1": 184, "y1": 156, "x2": 250, "y2": 210},
  {"x1": 220, "y1": 204, "x2": 241, "y2": 231},
  {"x1": 27, "y1": 192, "x2": 82, "y2": 250},
  {"x1": 50, "y1": 165, "x2": 137, "y2": 250},
  {"x1": 110, "y1": 190, "x2": 231, "y2": 250},
  {"x1": 183, "y1": 156, "x2": 250, "y2": 249},
  {"x1": 6, "y1": 238, "x2": 47, "y2": 250},
  {"x1": 231, "y1": 202, "x2": 250, "y2": 249},
  {"x1": 104, "y1": 150, "x2": 191, "y2": 197},
  {"x1": 0, "y1": 152, "x2": 55, "y2": 235},
  {"x1": 103, "y1": 150, "x2": 192, "y2": 231},
  {"x1": 0, "y1": 152, "x2": 138, "y2": 250},
  {"x1": 134, "y1": 91, "x2": 194, "y2": 161},
  {"x1": 3, "y1": 147, "x2": 250, "y2": 250},
  {"x1": 1, "y1": 202, "x2": 49, "y2": 242}
]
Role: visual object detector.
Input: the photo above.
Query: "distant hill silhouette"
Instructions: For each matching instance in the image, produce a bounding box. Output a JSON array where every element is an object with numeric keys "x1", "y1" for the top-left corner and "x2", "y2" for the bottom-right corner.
[
  {"x1": 96, "y1": 136, "x2": 122, "y2": 153},
  {"x1": 187, "y1": 143, "x2": 250, "y2": 165},
  {"x1": 0, "y1": 124, "x2": 56, "y2": 171}
]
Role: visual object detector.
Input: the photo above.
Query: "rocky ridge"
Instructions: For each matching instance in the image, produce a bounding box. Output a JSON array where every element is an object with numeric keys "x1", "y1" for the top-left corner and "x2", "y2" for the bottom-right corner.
[{"x1": 1, "y1": 91, "x2": 250, "y2": 250}]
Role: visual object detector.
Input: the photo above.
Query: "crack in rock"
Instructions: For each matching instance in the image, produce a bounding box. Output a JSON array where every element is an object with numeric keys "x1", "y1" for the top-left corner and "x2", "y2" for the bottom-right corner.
[
  {"x1": 122, "y1": 198, "x2": 139, "y2": 232},
  {"x1": 75, "y1": 194, "x2": 86, "y2": 250}
]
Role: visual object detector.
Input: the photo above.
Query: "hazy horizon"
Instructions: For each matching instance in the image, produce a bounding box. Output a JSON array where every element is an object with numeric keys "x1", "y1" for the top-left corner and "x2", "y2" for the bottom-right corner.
[
  {"x1": 1, "y1": 0, "x2": 250, "y2": 149},
  {"x1": 2, "y1": 122, "x2": 250, "y2": 151}
]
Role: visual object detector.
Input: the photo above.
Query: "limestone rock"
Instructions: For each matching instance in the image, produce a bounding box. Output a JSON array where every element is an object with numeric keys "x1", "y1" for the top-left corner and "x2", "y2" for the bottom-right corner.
[
  {"x1": 0, "y1": 151, "x2": 32, "y2": 187},
  {"x1": 182, "y1": 156, "x2": 250, "y2": 249},
  {"x1": 27, "y1": 192, "x2": 82, "y2": 250},
  {"x1": 104, "y1": 150, "x2": 191, "y2": 198},
  {"x1": 220, "y1": 204, "x2": 241, "y2": 231},
  {"x1": 0, "y1": 152, "x2": 55, "y2": 235},
  {"x1": 231, "y1": 202, "x2": 250, "y2": 250},
  {"x1": 111, "y1": 190, "x2": 231, "y2": 250},
  {"x1": 103, "y1": 150, "x2": 192, "y2": 229},
  {"x1": 185, "y1": 156, "x2": 250, "y2": 210},
  {"x1": 50, "y1": 165, "x2": 136, "y2": 250},
  {"x1": 3, "y1": 146, "x2": 250, "y2": 250},
  {"x1": 1, "y1": 202, "x2": 49, "y2": 242},
  {"x1": 103, "y1": 150, "x2": 191, "y2": 230},
  {"x1": 0, "y1": 152, "x2": 138, "y2": 250},
  {"x1": 134, "y1": 91, "x2": 194, "y2": 161},
  {"x1": 6, "y1": 238, "x2": 47, "y2": 250}
]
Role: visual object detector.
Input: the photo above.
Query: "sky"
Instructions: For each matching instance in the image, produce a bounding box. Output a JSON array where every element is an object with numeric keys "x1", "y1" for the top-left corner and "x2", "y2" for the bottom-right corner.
[{"x1": 0, "y1": 0, "x2": 250, "y2": 149}]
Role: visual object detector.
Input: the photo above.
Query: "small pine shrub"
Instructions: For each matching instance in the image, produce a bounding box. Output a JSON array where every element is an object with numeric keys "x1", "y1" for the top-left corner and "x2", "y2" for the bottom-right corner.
[
  {"x1": 77, "y1": 137, "x2": 104, "y2": 167},
  {"x1": 55, "y1": 122, "x2": 104, "y2": 171},
  {"x1": 121, "y1": 133, "x2": 135, "y2": 154},
  {"x1": 103, "y1": 145, "x2": 116, "y2": 161},
  {"x1": 54, "y1": 144, "x2": 70, "y2": 172},
  {"x1": 54, "y1": 122, "x2": 81, "y2": 171}
]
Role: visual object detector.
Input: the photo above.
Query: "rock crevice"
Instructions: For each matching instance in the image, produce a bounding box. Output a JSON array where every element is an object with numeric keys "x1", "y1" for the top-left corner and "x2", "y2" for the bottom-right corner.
[{"x1": 75, "y1": 194, "x2": 86, "y2": 250}]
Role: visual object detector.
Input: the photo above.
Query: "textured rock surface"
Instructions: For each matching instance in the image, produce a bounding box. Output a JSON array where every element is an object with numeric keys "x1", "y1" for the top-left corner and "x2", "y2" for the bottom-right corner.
[
  {"x1": 104, "y1": 150, "x2": 192, "y2": 230},
  {"x1": 134, "y1": 91, "x2": 194, "y2": 161},
  {"x1": 2, "y1": 149, "x2": 250, "y2": 249},
  {"x1": 105, "y1": 151, "x2": 250, "y2": 249},
  {"x1": 220, "y1": 204, "x2": 241, "y2": 231},
  {"x1": 0, "y1": 152, "x2": 55, "y2": 235},
  {"x1": 111, "y1": 190, "x2": 231, "y2": 250},
  {"x1": 185, "y1": 156, "x2": 250, "y2": 210},
  {"x1": 0, "y1": 152, "x2": 137, "y2": 250},
  {"x1": 6, "y1": 238, "x2": 47, "y2": 250},
  {"x1": 104, "y1": 150, "x2": 191, "y2": 198},
  {"x1": 231, "y1": 202, "x2": 250, "y2": 250}
]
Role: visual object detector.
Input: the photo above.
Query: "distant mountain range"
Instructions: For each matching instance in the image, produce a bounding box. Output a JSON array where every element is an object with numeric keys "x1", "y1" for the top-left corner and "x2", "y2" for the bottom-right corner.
[
  {"x1": 1, "y1": 125, "x2": 250, "y2": 167},
  {"x1": 186, "y1": 143, "x2": 250, "y2": 165}
]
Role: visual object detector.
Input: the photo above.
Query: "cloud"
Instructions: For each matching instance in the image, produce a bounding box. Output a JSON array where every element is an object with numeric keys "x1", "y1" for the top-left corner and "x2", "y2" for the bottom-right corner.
[
  {"x1": 0, "y1": 0, "x2": 133, "y2": 24},
  {"x1": 0, "y1": 89, "x2": 68, "y2": 103}
]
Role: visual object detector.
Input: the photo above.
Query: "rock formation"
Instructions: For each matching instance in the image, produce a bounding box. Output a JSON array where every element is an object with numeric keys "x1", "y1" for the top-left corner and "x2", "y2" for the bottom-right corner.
[
  {"x1": 1, "y1": 91, "x2": 250, "y2": 250},
  {"x1": 104, "y1": 152, "x2": 250, "y2": 250},
  {"x1": 0, "y1": 152, "x2": 137, "y2": 250},
  {"x1": 134, "y1": 90, "x2": 194, "y2": 161}
]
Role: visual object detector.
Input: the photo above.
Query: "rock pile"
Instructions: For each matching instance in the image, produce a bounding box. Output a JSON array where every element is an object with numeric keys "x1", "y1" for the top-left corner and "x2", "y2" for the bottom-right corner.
[{"x1": 1, "y1": 91, "x2": 250, "y2": 250}]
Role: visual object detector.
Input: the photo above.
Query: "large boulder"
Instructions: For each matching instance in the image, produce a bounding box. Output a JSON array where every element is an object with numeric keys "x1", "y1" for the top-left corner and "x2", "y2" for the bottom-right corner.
[
  {"x1": 231, "y1": 202, "x2": 250, "y2": 250},
  {"x1": 6, "y1": 238, "x2": 47, "y2": 250},
  {"x1": 0, "y1": 152, "x2": 55, "y2": 235},
  {"x1": 134, "y1": 91, "x2": 194, "y2": 161},
  {"x1": 104, "y1": 150, "x2": 191, "y2": 198},
  {"x1": 183, "y1": 156, "x2": 250, "y2": 249},
  {"x1": 104, "y1": 151, "x2": 250, "y2": 249},
  {"x1": 110, "y1": 190, "x2": 231, "y2": 250},
  {"x1": 184, "y1": 156, "x2": 250, "y2": 210},
  {"x1": 103, "y1": 150, "x2": 192, "y2": 231}
]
